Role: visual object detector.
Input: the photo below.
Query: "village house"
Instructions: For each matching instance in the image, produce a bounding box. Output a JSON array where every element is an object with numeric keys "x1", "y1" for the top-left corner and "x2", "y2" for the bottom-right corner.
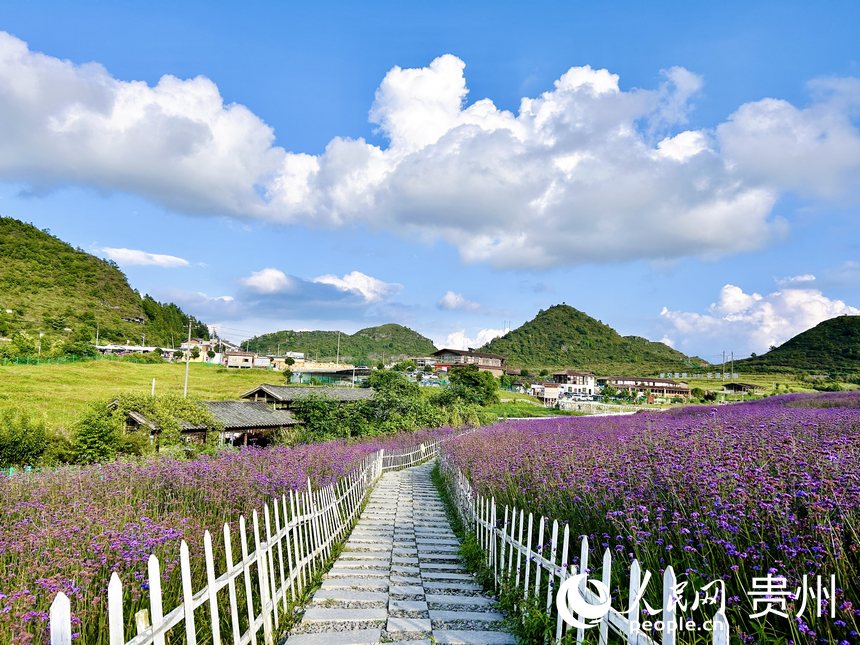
[
  {"x1": 721, "y1": 382, "x2": 765, "y2": 395},
  {"x1": 597, "y1": 376, "x2": 691, "y2": 399},
  {"x1": 432, "y1": 348, "x2": 506, "y2": 377},
  {"x1": 222, "y1": 351, "x2": 255, "y2": 369},
  {"x1": 180, "y1": 338, "x2": 219, "y2": 363},
  {"x1": 551, "y1": 370, "x2": 596, "y2": 396},
  {"x1": 529, "y1": 382, "x2": 562, "y2": 406},
  {"x1": 121, "y1": 400, "x2": 298, "y2": 447}
]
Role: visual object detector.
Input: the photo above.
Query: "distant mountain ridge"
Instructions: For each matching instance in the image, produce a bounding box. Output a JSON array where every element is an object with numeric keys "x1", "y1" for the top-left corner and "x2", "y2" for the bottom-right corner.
[
  {"x1": 0, "y1": 217, "x2": 208, "y2": 350},
  {"x1": 735, "y1": 315, "x2": 860, "y2": 375},
  {"x1": 246, "y1": 324, "x2": 437, "y2": 363},
  {"x1": 480, "y1": 304, "x2": 707, "y2": 374}
]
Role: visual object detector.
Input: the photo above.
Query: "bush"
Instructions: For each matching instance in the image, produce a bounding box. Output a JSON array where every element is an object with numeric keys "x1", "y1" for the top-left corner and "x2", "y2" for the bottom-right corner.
[
  {"x1": 73, "y1": 405, "x2": 120, "y2": 464},
  {"x1": 0, "y1": 410, "x2": 48, "y2": 467}
]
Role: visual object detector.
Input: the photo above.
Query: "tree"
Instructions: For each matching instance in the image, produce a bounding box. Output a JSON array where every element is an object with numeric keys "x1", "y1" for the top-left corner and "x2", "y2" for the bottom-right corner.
[
  {"x1": 283, "y1": 369, "x2": 293, "y2": 383},
  {"x1": 207, "y1": 349, "x2": 216, "y2": 358},
  {"x1": 284, "y1": 356, "x2": 295, "y2": 366},
  {"x1": 367, "y1": 369, "x2": 420, "y2": 398},
  {"x1": 601, "y1": 384, "x2": 618, "y2": 401},
  {"x1": 448, "y1": 365, "x2": 499, "y2": 406},
  {"x1": 190, "y1": 346, "x2": 201, "y2": 359}
]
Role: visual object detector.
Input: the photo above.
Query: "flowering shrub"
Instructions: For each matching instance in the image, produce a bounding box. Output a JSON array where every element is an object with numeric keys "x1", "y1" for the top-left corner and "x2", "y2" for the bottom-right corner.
[
  {"x1": 441, "y1": 393, "x2": 860, "y2": 643},
  {"x1": 0, "y1": 427, "x2": 455, "y2": 643}
]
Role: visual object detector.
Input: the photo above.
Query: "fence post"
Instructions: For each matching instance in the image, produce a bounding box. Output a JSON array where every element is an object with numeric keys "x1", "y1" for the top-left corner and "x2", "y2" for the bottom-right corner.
[
  {"x1": 203, "y1": 531, "x2": 223, "y2": 644},
  {"x1": 49, "y1": 592, "x2": 72, "y2": 645},
  {"x1": 252, "y1": 510, "x2": 275, "y2": 645},
  {"x1": 599, "y1": 548, "x2": 611, "y2": 645},
  {"x1": 712, "y1": 609, "x2": 730, "y2": 645},
  {"x1": 107, "y1": 572, "x2": 125, "y2": 645},
  {"x1": 147, "y1": 555, "x2": 166, "y2": 645},
  {"x1": 628, "y1": 559, "x2": 641, "y2": 641},
  {"x1": 662, "y1": 566, "x2": 677, "y2": 645}
]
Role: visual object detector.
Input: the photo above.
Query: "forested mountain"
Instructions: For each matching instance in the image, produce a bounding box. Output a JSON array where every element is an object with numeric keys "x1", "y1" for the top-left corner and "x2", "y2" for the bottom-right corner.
[
  {"x1": 480, "y1": 304, "x2": 707, "y2": 374},
  {"x1": 735, "y1": 315, "x2": 860, "y2": 375},
  {"x1": 0, "y1": 217, "x2": 208, "y2": 355},
  {"x1": 246, "y1": 324, "x2": 436, "y2": 363}
]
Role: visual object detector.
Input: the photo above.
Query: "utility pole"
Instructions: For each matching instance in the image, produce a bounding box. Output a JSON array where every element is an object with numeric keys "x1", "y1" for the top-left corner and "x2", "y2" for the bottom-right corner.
[
  {"x1": 96, "y1": 323, "x2": 100, "y2": 346},
  {"x1": 731, "y1": 352, "x2": 734, "y2": 380},
  {"x1": 183, "y1": 321, "x2": 191, "y2": 398},
  {"x1": 151, "y1": 378, "x2": 156, "y2": 397},
  {"x1": 722, "y1": 351, "x2": 726, "y2": 380},
  {"x1": 142, "y1": 333, "x2": 145, "y2": 348},
  {"x1": 336, "y1": 331, "x2": 341, "y2": 367}
]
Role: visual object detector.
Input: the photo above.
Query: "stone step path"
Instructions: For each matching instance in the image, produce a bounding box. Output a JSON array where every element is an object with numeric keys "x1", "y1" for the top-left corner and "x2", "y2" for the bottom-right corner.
[{"x1": 286, "y1": 461, "x2": 515, "y2": 645}]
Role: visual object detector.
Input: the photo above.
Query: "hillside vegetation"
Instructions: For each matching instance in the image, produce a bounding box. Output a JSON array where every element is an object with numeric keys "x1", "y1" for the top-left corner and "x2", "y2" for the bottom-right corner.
[
  {"x1": 736, "y1": 315, "x2": 860, "y2": 376},
  {"x1": 481, "y1": 304, "x2": 707, "y2": 373},
  {"x1": 0, "y1": 217, "x2": 208, "y2": 354},
  {"x1": 246, "y1": 323, "x2": 437, "y2": 363}
]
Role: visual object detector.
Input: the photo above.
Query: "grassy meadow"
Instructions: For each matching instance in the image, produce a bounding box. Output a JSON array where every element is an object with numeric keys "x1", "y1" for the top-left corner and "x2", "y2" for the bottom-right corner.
[{"x1": 0, "y1": 360, "x2": 275, "y2": 431}]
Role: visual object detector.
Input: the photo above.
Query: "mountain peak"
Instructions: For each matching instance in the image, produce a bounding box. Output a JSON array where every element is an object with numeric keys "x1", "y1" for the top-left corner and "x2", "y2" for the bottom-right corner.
[{"x1": 481, "y1": 302, "x2": 703, "y2": 373}]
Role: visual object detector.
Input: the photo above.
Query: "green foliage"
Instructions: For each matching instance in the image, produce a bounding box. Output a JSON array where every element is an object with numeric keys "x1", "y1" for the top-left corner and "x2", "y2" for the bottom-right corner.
[
  {"x1": 736, "y1": 315, "x2": 860, "y2": 376},
  {"x1": 448, "y1": 364, "x2": 499, "y2": 406},
  {"x1": 367, "y1": 369, "x2": 420, "y2": 398},
  {"x1": 0, "y1": 217, "x2": 208, "y2": 355},
  {"x1": 481, "y1": 303, "x2": 707, "y2": 373},
  {"x1": 0, "y1": 410, "x2": 48, "y2": 467},
  {"x1": 242, "y1": 323, "x2": 436, "y2": 363},
  {"x1": 73, "y1": 404, "x2": 122, "y2": 464},
  {"x1": 291, "y1": 369, "x2": 495, "y2": 439},
  {"x1": 72, "y1": 394, "x2": 221, "y2": 463}
]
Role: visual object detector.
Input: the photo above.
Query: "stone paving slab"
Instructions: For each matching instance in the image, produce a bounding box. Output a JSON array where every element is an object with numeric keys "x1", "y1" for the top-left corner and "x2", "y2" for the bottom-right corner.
[
  {"x1": 433, "y1": 630, "x2": 517, "y2": 644},
  {"x1": 286, "y1": 462, "x2": 512, "y2": 644}
]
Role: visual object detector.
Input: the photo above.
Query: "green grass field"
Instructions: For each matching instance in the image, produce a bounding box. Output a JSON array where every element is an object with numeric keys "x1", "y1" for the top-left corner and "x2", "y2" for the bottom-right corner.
[{"x1": 0, "y1": 361, "x2": 278, "y2": 430}]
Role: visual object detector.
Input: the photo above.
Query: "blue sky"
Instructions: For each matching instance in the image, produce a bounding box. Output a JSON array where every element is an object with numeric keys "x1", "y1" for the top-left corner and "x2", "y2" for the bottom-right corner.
[{"x1": 1, "y1": 1, "x2": 859, "y2": 361}]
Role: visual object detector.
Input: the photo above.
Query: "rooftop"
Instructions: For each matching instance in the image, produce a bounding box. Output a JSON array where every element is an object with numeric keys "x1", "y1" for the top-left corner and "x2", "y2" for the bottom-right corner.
[{"x1": 241, "y1": 384, "x2": 375, "y2": 402}]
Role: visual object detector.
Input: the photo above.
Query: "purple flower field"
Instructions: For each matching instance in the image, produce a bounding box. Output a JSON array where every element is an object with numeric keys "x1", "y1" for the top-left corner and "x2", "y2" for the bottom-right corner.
[
  {"x1": 0, "y1": 428, "x2": 455, "y2": 643},
  {"x1": 442, "y1": 394, "x2": 860, "y2": 644}
]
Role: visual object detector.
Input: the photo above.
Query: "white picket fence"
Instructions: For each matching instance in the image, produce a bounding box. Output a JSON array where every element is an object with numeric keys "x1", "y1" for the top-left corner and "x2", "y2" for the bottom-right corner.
[
  {"x1": 49, "y1": 440, "x2": 443, "y2": 645},
  {"x1": 441, "y1": 457, "x2": 730, "y2": 645}
]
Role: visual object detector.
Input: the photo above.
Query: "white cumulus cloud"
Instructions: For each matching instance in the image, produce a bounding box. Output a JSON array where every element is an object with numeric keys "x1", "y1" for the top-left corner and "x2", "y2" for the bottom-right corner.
[
  {"x1": 101, "y1": 247, "x2": 189, "y2": 268},
  {"x1": 440, "y1": 328, "x2": 505, "y2": 351},
  {"x1": 312, "y1": 271, "x2": 399, "y2": 303},
  {"x1": 661, "y1": 284, "x2": 860, "y2": 356},
  {"x1": 3, "y1": 32, "x2": 860, "y2": 269},
  {"x1": 437, "y1": 291, "x2": 480, "y2": 311},
  {"x1": 240, "y1": 268, "x2": 294, "y2": 294},
  {"x1": 777, "y1": 274, "x2": 816, "y2": 285}
]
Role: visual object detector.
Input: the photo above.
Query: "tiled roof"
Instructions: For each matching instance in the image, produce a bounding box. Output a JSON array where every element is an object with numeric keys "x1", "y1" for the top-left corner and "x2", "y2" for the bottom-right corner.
[
  {"x1": 203, "y1": 400, "x2": 298, "y2": 428},
  {"x1": 240, "y1": 384, "x2": 375, "y2": 403}
]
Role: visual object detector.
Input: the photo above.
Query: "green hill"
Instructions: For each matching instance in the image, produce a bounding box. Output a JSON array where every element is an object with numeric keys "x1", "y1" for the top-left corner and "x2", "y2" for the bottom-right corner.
[
  {"x1": 245, "y1": 323, "x2": 437, "y2": 364},
  {"x1": 735, "y1": 315, "x2": 860, "y2": 375},
  {"x1": 0, "y1": 217, "x2": 208, "y2": 355},
  {"x1": 480, "y1": 304, "x2": 707, "y2": 374}
]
